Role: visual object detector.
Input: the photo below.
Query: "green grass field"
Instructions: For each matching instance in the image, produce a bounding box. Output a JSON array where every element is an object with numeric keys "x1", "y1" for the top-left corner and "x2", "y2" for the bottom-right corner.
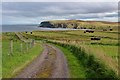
[
  {"x1": 23, "y1": 29, "x2": 119, "y2": 76},
  {"x1": 2, "y1": 33, "x2": 43, "y2": 78},
  {"x1": 2, "y1": 26, "x2": 119, "y2": 78}
]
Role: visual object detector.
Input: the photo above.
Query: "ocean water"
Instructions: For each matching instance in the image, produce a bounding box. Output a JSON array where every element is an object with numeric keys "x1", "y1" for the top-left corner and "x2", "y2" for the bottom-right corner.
[
  {"x1": 2, "y1": 25, "x2": 82, "y2": 32},
  {"x1": 2, "y1": 25, "x2": 41, "y2": 32},
  {"x1": 2, "y1": 24, "x2": 89, "y2": 32}
]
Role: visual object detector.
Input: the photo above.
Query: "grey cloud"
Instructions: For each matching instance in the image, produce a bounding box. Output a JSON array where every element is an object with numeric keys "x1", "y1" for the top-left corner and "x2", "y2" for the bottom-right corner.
[
  {"x1": 2, "y1": 2, "x2": 118, "y2": 24},
  {"x1": 64, "y1": 12, "x2": 118, "y2": 20},
  {"x1": 2, "y1": 2, "x2": 118, "y2": 17}
]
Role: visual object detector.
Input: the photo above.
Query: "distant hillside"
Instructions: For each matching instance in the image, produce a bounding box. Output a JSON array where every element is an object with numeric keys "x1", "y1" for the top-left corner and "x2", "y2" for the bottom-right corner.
[{"x1": 39, "y1": 20, "x2": 118, "y2": 30}]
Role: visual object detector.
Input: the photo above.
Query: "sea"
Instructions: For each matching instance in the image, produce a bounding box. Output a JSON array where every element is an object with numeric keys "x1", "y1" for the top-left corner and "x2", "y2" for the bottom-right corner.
[{"x1": 1, "y1": 24, "x2": 87, "y2": 32}]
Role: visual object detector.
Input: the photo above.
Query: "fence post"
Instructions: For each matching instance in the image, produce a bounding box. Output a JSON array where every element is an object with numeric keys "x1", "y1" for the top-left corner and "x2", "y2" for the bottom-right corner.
[
  {"x1": 30, "y1": 41, "x2": 32, "y2": 48},
  {"x1": 26, "y1": 42, "x2": 28, "y2": 52},
  {"x1": 9, "y1": 39, "x2": 13, "y2": 56},
  {"x1": 32, "y1": 39, "x2": 35, "y2": 47},
  {"x1": 21, "y1": 42, "x2": 23, "y2": 52},
  {"x1": 30, "y1": 39, "x2": 33, "y2": 48}
]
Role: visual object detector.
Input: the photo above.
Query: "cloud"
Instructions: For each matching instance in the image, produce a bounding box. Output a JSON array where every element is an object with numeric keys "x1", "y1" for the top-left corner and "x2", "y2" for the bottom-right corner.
[{"x1": 2, "y1": 2, "x2": 118, "y2": 24}]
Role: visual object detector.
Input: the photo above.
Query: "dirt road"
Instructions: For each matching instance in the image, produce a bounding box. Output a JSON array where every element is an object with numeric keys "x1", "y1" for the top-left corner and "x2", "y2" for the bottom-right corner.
[{"x1": 16, "y1": 43, "x2": 69, "y2": 78}]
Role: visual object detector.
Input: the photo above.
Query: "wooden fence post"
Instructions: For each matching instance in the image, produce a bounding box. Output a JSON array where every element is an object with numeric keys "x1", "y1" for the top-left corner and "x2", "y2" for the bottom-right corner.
[
  {"x1": 30, "y1": 42, "x2": 32, "y2": 48},
  {"x1": 30, "y1": 41, "x2": 32, "y2": 48},
  {"x1": 9, "y1": 39, "x2": 13, "y2": 56},
  {"x1": 32, "y1": 40, "x2": 34, "y2": 47},
  {"x1": 21, "y1": 43, "x2": 23, "y2": 52},
  {"x1": 27, "y1": 42, "x2": 28, "y2": 52}
]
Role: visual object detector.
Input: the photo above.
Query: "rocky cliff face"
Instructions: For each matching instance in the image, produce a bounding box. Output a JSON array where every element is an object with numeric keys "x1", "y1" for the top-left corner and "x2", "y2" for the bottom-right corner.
[
  {"x1": 39, "y1": 21, "x2": 78, "y2": 29},
  {"x1": 39, "y1": 21, "x2": 54, "y2": 28}
]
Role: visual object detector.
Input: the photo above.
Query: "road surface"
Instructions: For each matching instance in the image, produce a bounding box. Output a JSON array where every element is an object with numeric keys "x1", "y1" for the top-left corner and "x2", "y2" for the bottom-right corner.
[{"x1": 16, "y1": 43, "x2": 69, "y2": 78}]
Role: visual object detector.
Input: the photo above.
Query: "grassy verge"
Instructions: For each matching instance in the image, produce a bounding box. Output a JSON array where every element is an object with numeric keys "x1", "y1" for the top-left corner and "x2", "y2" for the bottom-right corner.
[{"x1": 54, "y1": 44, "x2": 86, "y2": 78}]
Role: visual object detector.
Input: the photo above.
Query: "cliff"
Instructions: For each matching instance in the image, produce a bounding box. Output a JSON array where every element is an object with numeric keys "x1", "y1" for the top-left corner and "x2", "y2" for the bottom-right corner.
[{"x1": 39, "y1": 20, "x2": 118, "y2": 30}]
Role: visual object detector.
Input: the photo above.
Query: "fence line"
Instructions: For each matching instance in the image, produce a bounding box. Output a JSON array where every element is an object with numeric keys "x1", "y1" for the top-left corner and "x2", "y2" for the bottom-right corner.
[{"x1": 8, "y1": 32, "x2": 35, "y2": 55}]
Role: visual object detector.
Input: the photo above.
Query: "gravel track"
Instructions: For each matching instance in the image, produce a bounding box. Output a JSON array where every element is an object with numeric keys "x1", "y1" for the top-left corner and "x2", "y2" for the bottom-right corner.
[{"x1": 16, "y1": 43, "x2": 69, "y2": 78}]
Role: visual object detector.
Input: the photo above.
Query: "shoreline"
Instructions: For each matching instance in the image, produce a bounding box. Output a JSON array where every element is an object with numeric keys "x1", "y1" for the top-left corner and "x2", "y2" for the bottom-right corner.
[{"x1": 2, "y1": 27, "x2": 92, "y2": 33}]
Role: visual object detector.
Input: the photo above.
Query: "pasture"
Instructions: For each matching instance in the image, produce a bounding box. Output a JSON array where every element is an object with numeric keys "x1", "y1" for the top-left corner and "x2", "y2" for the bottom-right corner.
[
  {"x1": 23, "y1": 29, "x2": 119, "y2": 75},
  {"x1": 2, "y1": 28, "x2": 119, "y2": 78}
]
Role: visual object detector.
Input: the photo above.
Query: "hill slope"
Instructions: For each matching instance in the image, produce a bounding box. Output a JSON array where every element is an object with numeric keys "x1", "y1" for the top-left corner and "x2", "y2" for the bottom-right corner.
[{"x1": 39, "y1": 20, "x2": 118, "y2": 30}]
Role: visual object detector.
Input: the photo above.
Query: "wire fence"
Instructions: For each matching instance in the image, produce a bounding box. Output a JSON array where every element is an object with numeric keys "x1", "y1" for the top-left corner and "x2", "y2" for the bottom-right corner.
[{"x1": 8, "y1": 32, "x2": 35, "y2": 56}]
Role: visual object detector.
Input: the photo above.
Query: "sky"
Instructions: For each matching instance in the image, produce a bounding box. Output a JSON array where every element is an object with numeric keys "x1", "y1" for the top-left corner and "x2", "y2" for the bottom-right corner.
[
  {"x1": 1, "y1": 2, "x2": 119, "y2": 24},
  {"x1": 1, "y1": 0, "x2": 119, "y2": 2}
]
